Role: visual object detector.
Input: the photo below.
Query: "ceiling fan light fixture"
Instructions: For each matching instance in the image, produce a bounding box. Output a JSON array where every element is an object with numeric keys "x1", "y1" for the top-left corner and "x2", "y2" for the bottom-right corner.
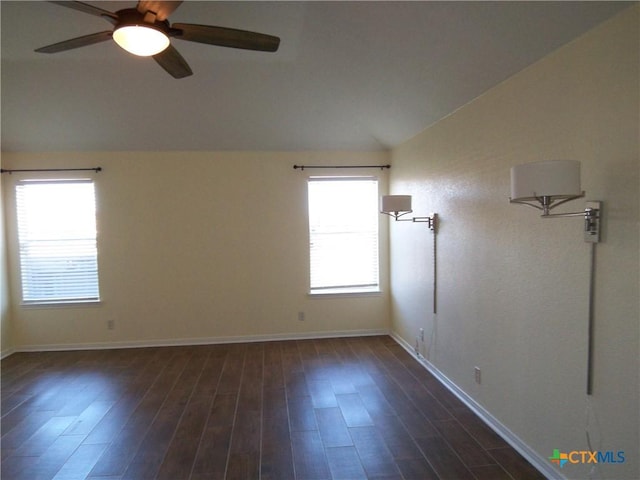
[
  {"x1": 35, "y1": 3, "x2": 281, "y2": 78},
  {"x1": 113, "y1": 24, "x2": 170, "y2": 56}
]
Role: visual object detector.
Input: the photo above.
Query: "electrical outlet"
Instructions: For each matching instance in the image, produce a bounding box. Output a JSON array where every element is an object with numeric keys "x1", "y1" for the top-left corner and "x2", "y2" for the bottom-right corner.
[
  {"x1": 474, "y1": 366, "x2": 481, "y2": 384},
  {"x1": 298, "y1": 311, "x2": 305, "y2": 321},
  {"x1": 420, "y1": 328, "x2": 424, "y2": 342},
  {"x1": 107, "y1": 319, "x2": 115, "y2": 330}
]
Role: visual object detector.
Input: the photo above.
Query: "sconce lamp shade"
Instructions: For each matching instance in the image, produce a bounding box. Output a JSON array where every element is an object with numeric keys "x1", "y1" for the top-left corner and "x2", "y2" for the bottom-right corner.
[
  {"x1": 510, "y1": 160, "x2": 582, "y2": 201},
  {"x1": 381, "y1": 195, "x2": 412, "y2": 214}
]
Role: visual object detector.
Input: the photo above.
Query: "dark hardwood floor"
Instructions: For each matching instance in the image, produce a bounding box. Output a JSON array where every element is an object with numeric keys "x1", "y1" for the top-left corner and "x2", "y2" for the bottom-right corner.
[{"x1": 1, "y1": 335, "x2": 545, "y2": 479}]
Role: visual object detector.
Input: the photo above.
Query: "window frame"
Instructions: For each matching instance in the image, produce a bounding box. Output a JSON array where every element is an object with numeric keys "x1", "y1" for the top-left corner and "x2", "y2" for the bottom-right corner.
[
  {"x1": 14, "y1": 177, "x2": 101, "y2": 306},
  {"x1": 307, "y1": 175, "x2": 381, "y2": 296}
]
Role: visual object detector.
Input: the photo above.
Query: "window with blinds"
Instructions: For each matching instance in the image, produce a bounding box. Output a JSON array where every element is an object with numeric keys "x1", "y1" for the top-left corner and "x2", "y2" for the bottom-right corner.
[
  {"x1": 16, "y1": 179, "x2": 100, "y2": 304},
  {"x1": 308, "y1": 177, "x2": 380, "y2": 294}
]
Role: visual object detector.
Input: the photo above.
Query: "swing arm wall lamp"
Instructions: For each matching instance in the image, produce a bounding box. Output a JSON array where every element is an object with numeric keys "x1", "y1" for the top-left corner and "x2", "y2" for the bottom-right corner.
[
  {"x1": 509, "y1": 160, "x2": 601, "y2": 242},
  {"x1": 380, "y1": 195, "x2": 437, "y2": 232}
]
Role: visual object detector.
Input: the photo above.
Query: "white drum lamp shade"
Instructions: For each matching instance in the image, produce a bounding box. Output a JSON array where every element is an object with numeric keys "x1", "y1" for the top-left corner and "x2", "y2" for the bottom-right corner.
[
  {"x1": 510, "y1": 160, "x2": 582, "y2": 201},
  {"x1": 381, "y1": 195, "x2": 412, "y2": 214}
]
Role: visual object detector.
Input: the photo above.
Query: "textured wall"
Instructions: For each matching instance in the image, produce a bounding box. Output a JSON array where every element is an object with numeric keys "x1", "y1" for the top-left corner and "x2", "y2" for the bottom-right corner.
[
  {"x1": 2, "y1": 151, "x2": 391, "y2": 349},
  {"x1": 389, "y1": 6, "x2": 638, "y2": 479}
]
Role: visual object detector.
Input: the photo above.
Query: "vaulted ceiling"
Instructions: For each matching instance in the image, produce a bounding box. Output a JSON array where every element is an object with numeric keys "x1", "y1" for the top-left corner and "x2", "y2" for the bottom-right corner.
[{"x1": 1, "y1": 1, "x2": 630, "y2": 152}]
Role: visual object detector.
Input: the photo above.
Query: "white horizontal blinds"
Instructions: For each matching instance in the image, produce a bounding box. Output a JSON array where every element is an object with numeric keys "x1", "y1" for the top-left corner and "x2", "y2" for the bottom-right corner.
[
  {"x1": 308, "y1": 177, "x2": 379, "y2": 292},
  {"x1": 16, "y1": 179, "x2": 100, "y2": 304}
]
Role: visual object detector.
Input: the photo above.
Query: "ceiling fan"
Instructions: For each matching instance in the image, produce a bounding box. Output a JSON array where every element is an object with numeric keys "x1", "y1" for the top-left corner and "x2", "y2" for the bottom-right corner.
[{"x1": 35, "y1": 1, "x2": 281, "y2": 79}]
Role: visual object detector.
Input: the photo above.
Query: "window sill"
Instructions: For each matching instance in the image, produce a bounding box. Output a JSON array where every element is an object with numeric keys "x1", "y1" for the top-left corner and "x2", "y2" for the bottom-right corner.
[
  {"x1": 309, "y1": 287, "x2": 382, "y2": 298},
  {"x1": 20, "y1": 300, "x2": 102, "y2": 309}
]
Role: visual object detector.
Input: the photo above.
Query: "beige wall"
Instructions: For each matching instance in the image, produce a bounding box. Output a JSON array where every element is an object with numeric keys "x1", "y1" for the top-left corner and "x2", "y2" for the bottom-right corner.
[
  {"x1": 2, "y1": 151, "x2": 391, "y2": 349},
  {"x1": 389, "y1": 6, "x2": 638, "y2": 479}
]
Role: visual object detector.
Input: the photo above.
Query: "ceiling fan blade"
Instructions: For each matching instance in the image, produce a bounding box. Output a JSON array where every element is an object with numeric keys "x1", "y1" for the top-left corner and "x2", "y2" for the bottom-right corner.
[
  {"x1": 153, "y1": 44, "x2": 193, "y2": 79},
  {"x1": 137, "y1": 1, "x2": 183, "y2": 21},
  {"x1": 35, "y1": 31, "x2": 113, "y2": 54},
  {"x1": 49, "y1": 1, "x2": 118, "y2": 24},
  {"x1": 171, "y1": 23, "x2": 280, "y2": 52}
]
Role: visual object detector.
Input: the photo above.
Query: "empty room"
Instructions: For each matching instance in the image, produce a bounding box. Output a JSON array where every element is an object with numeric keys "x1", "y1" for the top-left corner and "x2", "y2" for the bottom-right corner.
[{"x1": 1, "y1": 1, "x2": 638, "y2": 479}]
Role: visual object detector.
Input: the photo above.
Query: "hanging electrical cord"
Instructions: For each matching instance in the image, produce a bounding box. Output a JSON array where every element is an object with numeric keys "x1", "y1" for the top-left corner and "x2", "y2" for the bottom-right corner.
[
  {"x1": 433, "y1": 219, "x2": 438, "y2": 314},
  {"x1": 587, "y1": 242, "x2": 597, "y2": 394},
  {"x1": 585, "y1": 396, "x2": 604, "y2": 480},
  {"x1": 424, "y1": 217, "x2": 438, "y2": 361},
  {"x1": 585, "y1": 241, "x2": 603, "y2": 479}
]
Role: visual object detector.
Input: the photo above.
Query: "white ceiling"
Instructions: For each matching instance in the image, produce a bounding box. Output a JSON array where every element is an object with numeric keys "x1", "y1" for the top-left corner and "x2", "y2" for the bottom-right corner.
[{"x1": 1, "y1": 1, "x2": 630, "y2": 152}]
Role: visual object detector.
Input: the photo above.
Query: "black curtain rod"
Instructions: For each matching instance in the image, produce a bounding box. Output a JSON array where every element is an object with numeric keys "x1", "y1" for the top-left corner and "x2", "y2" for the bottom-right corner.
[
  {"x1": 293, "y1": 164, "x2": 390, "y2": 171},
  {"x1": 1, "y1": 167, "x2": 102, "y2": 174}
]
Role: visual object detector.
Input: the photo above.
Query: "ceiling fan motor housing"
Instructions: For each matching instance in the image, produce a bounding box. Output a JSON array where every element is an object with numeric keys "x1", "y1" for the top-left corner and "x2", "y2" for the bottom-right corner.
[{"x1": 115, "y1": 8, "x2": 170, "y2": 34}]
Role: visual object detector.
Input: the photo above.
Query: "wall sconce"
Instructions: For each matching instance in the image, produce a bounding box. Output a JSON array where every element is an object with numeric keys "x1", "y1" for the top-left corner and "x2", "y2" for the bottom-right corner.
[
  {"x1": 509, "y1": 160, "x2": 601, "y2": 243},
  {"x1": 510, "y1": 159, "x2": 602, "y2": 395},
  {"x1": 380, "y1": 195, "x2": 437, "y2": 232},
  {"x1": 381, "y1": 194, "x2": 439, "y2": 319}
]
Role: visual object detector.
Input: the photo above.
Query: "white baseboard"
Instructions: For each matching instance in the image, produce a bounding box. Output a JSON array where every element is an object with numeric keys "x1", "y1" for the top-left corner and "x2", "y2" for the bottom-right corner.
[
  {"x1": 9, "y1": 328, "x2": 390, "y2": 353},
  {"x1": 390, "y1": 331, "x2": 563, "y2": 480},
  {"x1": 1, "y1": 347, "x2": 16, "y2": 359}
]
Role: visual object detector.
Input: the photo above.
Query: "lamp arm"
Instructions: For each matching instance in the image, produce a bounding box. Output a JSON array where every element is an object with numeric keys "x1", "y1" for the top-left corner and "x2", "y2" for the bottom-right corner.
[
  {"x1": 542, "y1": 211, "x2": 593, "y2": 218},
  {"x1": 383, "y1": 212, "x2": 437, "y2": 231},
  {"x1": 411, "y1": 214, "x2": 438, "y2": 231},
  {"x1": 510, "y1": 193, "x2": 585, "y2": 214},
  {"x1": 509, "y1": 198, "x2": 545, "y2": 211},
  {"x1": 380, "y1": 210, "x2": 413, "y2": 220},
  {"x1": 537, "y1": 194, "x2": 585, "y2": 214}
]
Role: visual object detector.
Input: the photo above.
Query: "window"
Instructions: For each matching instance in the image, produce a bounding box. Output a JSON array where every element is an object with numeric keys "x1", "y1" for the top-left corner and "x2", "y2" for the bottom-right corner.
[
  {"x1": 308, "y1": 177, "x2": 380, "y2": 294},
  {"x1": 15, "y1": 179, "x2": 100, "y2": 304}
]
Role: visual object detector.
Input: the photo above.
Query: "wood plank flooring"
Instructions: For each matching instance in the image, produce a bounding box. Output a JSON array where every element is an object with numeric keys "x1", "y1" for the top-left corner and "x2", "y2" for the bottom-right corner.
[{"x1": 1, "y1": 336, "x2": 545, "y2": 479}]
